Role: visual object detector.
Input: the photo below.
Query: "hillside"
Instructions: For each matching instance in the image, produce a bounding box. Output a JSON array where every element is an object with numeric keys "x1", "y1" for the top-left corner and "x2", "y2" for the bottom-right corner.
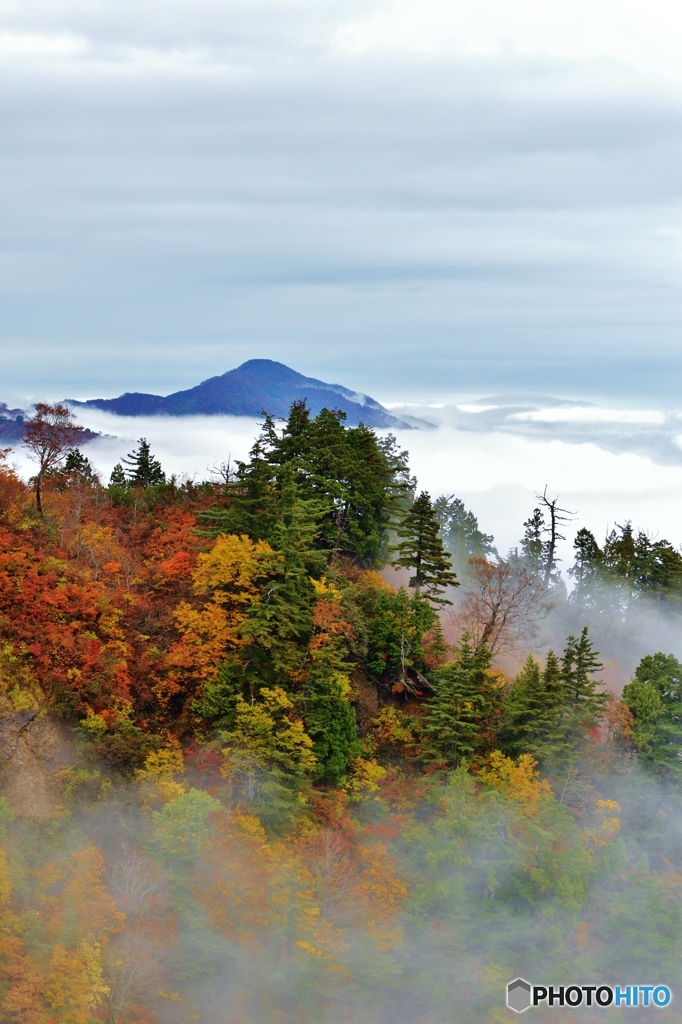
[{"x1": 68, "y1": 358, "x2": 413, "y2": 428}]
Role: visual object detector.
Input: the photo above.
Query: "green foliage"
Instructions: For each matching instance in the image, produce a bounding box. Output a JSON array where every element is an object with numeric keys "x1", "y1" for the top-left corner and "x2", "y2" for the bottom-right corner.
[
  {"x1": 622, "y1": 652, "x2": 682, "y2": 778},
  {"x1": 432, "y1": 494, "x2": 495, "y2": 574},
  {"x1": 392, "y1": 490, "x2": 459, "y2": 604},
  {"x1": 561, "y1": 626, "x2": 607, "y2": 738},
  {"x1": 359, "y1": 584, "x2": 439, "y2": 684},
  {"x1": 203, "y1": 403, "x2": 409, "y2": 566},
  {"x1": 150, "y1": 787, "x2": 221, "y2": 863},
  {"x1": 570, "y1": 522, "x2": 682, "y2": 614},
  {"x1": 120, "y1": 437, "x2": 166, "y2": 488},
  {"x1": 422, "y1": 639, "x2": 495, "y2": 766},
  {"x1": 499, "y1": 651, "x2": 571, "y2": 766}
]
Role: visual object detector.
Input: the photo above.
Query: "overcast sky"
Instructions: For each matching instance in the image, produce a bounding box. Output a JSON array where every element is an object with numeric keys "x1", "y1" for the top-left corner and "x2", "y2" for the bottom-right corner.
[{"x1": 2, "y1": 0, "x2": 682, "y2": 404}]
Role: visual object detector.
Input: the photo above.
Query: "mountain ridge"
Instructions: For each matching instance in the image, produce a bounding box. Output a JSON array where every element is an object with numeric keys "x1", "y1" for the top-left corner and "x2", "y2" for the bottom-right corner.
[{"x1": 68, "y1": 359, "x2": 414, "y2": 429}]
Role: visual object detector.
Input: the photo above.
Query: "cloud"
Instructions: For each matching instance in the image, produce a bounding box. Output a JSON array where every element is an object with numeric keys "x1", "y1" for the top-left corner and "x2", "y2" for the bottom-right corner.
[
  {"x1": 1, "y1": 1, "x2": 682, "y2": 400},
  {"x1": 11, "y1": 399, "x2": 682, "y2": 563}
]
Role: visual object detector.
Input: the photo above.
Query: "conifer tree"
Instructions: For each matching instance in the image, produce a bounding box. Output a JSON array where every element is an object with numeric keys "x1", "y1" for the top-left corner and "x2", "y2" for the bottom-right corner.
[
  {"x1": 422, "y1": 638, "x2": 494, "y2": 765},
  {"x1": 121, "y1": 438, "x2": 166, "y2": 488},
  {"x1": 109, "y1": 463, "x2": 126, "y2": 487},
  {"x1": 622, "y1": 652, "x2": 682, "y2": 777},
  {"x1": 519, "y1": 508, "x2": 545, "y2": 578},
  {"x1": 392, "y1": 491, "x2": 459, "y2": 604},
  {"x1": 432, "y1": 494, "x2": 495, "y2": 573},
  {"x1": 499, "y1": 651, "x2": 570, "y2": 766},
  {"x1": 560, "y1": 627, "x2": 607, "y2": 736}
]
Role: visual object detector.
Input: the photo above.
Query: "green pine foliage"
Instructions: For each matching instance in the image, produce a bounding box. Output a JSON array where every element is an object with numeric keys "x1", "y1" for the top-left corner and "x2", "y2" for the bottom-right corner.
[
  {"x1": 622, "y1": 653, "x2": 682, "y2": 778},
  {"x1": 560, "y1": 626, "x2": 607, "y2": 739},
  {"x1": 391, "y1": 490, "x2": 459, "y2": 604},
  {"x1": 432, "y1": 494, "x2": 496, "y2": 574},
  {"x1": 120, "y1": 437, "x2": 166, "y2": 487},
  {"x1": 499, "y1": 650, "x2": 571, "y2": 766},
  {"x1": 422, "y1": 638, "x2": 495, "y2": 766}
]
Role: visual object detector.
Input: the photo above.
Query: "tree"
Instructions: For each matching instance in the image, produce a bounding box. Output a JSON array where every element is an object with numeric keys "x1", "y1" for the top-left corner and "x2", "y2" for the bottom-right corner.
[
  {"x1": 392, "y1": 491, "x2": 459, "y2": 604},
  {"x1": 622, "y1": 653, "x2": 682, "y2": 778},
  {"x1": 455, "y1": 557, "x2": 551, "y2": 654},
  {"x1": 109, "y1": 463, "x2": 127, "y2": 487},
  {"x1": 560, "y1": 627, "x2": 607, "y2": 739},
  {"x1": 499, "y1": 651, "x2": 570, "y2": 766},
  {"x1": 536, "y1": 488, "x2": 575, "y2": 588},
  {"x1": 22, "y1": 402, "x2": 85, "y2": 513},
  {"x1": 422, "y1": 638, "x2": 495, "y2": 766},
  {"x1": 120, "y1": 438, "x2": 165, "y2": 488},
  {"x1": 432, "y1": 494, "x2": 495, "y2": 575}
]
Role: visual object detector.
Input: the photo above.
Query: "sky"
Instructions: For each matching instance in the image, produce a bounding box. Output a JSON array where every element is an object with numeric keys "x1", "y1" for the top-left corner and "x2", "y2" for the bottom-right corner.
[{"x1": 2, "y1": 0, "x2": 682, "y2": 404}]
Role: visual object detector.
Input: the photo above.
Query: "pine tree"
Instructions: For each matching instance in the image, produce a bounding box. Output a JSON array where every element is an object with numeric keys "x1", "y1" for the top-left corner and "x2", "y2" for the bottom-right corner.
[
  {"x1": 519, "y1": 508, "x2": 545, "y2": 578},
  {"x1": 622, "y1": 653, "x2": 682, "y2": 777},
  {"x1": 569, "y1": 528, "x2": 605, "y2": 609},
  {"x1": 62, "y1": 449, "x2": 95, "y2": 482},
  {"x1": 109, "y1": 463, "x2": 126, "y2": 487},
  {"x1": 120, "y1": 438, "x2": 166, "y2": 488},
  {"x1": 432, "y1": 495, "x2": 496, "y2": 574},
  {"x1": 560, "y1": 627, "x2": 607, "y2": 736},
  {"x1": 392, "y1": 491, "x2": 459, "y2": 604},
  {"x1": 422, "y1": 639, "x2": 494, "y2": 766},
  {"x1": 499, "y1": 651, "x2": 570, "y2": 766}
]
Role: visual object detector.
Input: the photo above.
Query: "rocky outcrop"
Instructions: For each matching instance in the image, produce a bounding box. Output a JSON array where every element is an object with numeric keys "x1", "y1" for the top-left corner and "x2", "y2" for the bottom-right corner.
[{"x1": 0, "y1": 709, "x2": 74, "y2": 817}]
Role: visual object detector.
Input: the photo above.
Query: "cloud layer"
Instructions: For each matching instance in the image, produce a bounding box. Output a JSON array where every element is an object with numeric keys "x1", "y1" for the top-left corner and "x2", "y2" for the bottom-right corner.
[{"x1": 1, "y1": 1, "x2": 682, "y2": 401}]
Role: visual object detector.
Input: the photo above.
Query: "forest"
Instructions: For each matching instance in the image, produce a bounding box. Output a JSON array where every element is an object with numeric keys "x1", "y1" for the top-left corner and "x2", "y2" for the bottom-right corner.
[{"x1": 1, "y1": 401, "x2": 682, "y2": 1023}]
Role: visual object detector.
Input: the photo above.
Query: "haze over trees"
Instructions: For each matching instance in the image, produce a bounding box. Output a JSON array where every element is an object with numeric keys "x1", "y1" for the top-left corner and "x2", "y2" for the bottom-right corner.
[{"x1": 0, "y1": 400, "x2": 681, "y2": 1021}]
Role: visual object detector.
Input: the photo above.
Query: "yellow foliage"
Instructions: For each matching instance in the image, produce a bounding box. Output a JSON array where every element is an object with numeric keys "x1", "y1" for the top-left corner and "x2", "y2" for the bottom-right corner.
[
  {"x1": 478, "y1": 751, "x2": 552, "y2": 811},
  {"x1": 45, "y1": 941, "x2": 109, "y2": 1024},
  {"x1": 64, "y1": 846, "x2": 125, "y2": 939},
  {"x1": 221, "y1": 688, "x2": 317, "y2": 777},
  {"x1": 310, "y1": 576, "x2": 343, "y2": 602},
  {"x1": 582, "y1": 799, "x2": 622, "y2": 847},
  {"x1": 192, "y1": 533, "x2": 273, "y2": 602},
  {"x1": 170, "y1": 601, "x2": 237, "y2": 679},
  {"x1": 139, "y1": 746, "x2": 185, "y2": 778},
  {"x1": 344, "y1": 757, "x2": 387, "y2": 800},
  {"x1": 136, "y1": 747, "x2": 188, "y2": 806}
]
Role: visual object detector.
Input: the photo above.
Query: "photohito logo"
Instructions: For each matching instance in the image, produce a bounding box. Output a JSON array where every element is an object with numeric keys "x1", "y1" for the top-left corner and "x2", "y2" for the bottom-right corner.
[{"x1": 506, "y1": 979, "x2": 672, "y2": 1012}]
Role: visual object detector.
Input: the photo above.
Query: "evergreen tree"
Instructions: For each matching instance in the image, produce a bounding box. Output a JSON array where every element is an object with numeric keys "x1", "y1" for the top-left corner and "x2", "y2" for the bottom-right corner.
[
  {"x1": 392, "y1": 491, "x2": 459, "y2": 604},
  {"x1": 109, "y1": 463, "x2": 126, "y2": 486},
  {"x1": 120, "y1": 438, "x2": 166, "y2": 488},
  {"x1": 569, "y1": 528, "x2": 605, "y2": 610},
  {"x1": 432, "y1": 495, "x2": 496, "y2": 574},
  {"x1": 62, "y1": 449, "x2": 95, "y2": 482},
  {"x1": 622, "y1": 653, "x2": 682, "y2": 778},
  {"x1": 560, "y1": 627, "x2": 607, "y2": 737},
  {"x1": 499, "y1": 651, "x2": 570, "y2": 766},
  {"x1": 518, "y1": 508, "x2": 546, "y2": 578},
  {"x1": 422, "y1": 639, "x2": 495, "y2": 766}
]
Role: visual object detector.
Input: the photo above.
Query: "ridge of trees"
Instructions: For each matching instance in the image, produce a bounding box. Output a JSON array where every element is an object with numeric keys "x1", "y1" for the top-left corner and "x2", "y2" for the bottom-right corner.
[{"x1": 0, "y1": 399, "x2": 680, "y2": 1020}]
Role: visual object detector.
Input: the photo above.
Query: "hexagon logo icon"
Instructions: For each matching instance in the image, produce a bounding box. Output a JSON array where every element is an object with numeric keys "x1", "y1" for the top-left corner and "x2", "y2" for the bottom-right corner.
[{"x1": 507, "y1": 978, "x2": 532, "y2": 1013}]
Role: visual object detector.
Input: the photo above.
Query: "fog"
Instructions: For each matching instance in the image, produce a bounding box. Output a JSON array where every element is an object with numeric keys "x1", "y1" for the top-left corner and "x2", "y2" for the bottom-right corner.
[{"x1": 10, "y1": 396, "x2": 682, "y2": 559}]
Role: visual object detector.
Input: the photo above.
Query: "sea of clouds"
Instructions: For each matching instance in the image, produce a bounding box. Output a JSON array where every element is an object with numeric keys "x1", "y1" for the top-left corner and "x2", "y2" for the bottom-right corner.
[{"x1": 9, "y1": 394, "x2": 682, "y2": 564}]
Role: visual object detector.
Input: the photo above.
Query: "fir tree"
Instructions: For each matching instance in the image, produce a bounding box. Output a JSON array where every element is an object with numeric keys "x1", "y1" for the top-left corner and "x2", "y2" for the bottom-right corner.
[
  {"x1": 499, "y1": 651, "x2": 570, "y2": 766},
  {"x1": 62, "y1": 449, "x2": 95, "y2": 482},
  {"x1": 392, "y1": 491, "x2": 459, "y2": 604},
  {"x1": 519, "y1": 508, "x2": 545, "y2": 578},
  {"x1": 120, "y1": 438, "x2": 166, "y2": 488},
  {"x1": 622, "y1": 653, "x2": 682, "y2": 778},
  {"x1": 432, "y1": 494, "x2": 496, "y2": 574},
  {"x1": 109, "y1": 463, "x2": 126, "y2": 486},
  {"x1": 422, "y1": 639, "x2": 495, "y2": 766},
  {"x1": 560, "y1": 627, "x2": 607, "y2": 736}
]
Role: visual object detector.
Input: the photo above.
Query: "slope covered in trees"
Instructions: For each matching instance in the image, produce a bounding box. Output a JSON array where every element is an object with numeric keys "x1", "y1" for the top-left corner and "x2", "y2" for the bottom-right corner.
[{"x1": 0, "y1": 405, "x2": 681, "y2": 1022}]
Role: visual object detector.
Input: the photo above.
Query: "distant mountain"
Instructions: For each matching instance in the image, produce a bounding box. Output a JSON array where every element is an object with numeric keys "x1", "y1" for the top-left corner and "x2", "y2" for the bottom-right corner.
[
  {"x1": 0, "y1": 403, "x2": 26, "y2": 443},
  {"x1": 68, "y1": 359, "x2": 414, "y2": 429}
]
